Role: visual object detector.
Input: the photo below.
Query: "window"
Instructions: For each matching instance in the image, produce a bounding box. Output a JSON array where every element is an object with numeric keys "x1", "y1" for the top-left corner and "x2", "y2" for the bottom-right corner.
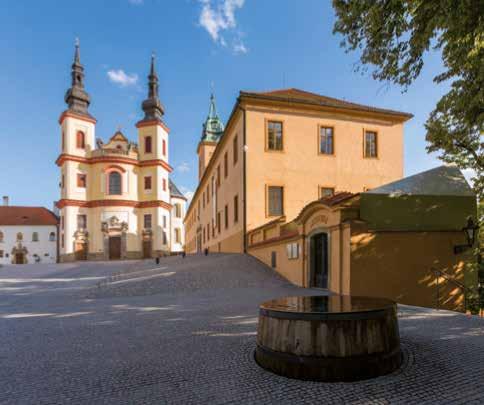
[
  {"x1": 0, "y1": 231, "x2": 3, "y2": 243},
  {"x1": 61, "y1": 234, "x2": 65, "y2": 248},
  {"x1": 286, "y1": 243, "x2": 299, "y2": 259},
  {"x1": 267, "y1": 121, "x2": 283, "y2": 151},
  {"x1": 16, "y1": 232, "x2": 23, "y2": 241},
  {"x1": 364, "y1": 131, "x2": 378, "y2": 158},
  {"x1": 145, "y1": 136, "x2": 152, "y2": 153},
  {"x1": 267, "y1": 186, "x2": 283, "y2": 216},
  {"x1": 62, "y1": 131, "x2": 65, "y2": 151},
  {"x1": 163, "y1": 215, "x2": 167, "y2": 228},
  {"x1": 203, "y1": 227, "x2": 206, "y2": 244},
  {"x1": 49, "y1": 232, "x2": 56, "y2": 242},
  {"x1": 144, "y1": 176, "x2": 152, "y2": 191},
  {"x1": 61, "y1": 216, "x2": 64, "y2": 230},
  {"x1": 271, "y1": 251, "x2": 277, "y2": 268},
  {"x1": 217, "y1": 212, "x2": 221, "y2": 233},
  {"x1": 233, "y1": 135, "x2": 238, "y2": 165},
  {"x1": 162, "y1": 231, "x2": 167, "y2": 245},
  {"x1": 206, "y1": 223, "x2": 210, "y2": 241},
  {"x1": 32, "y1": 232, "x2": 39, "y2": 242},
  {"x1": 77, "y1": 214, "x2": 87, "y2": 230},
  {"x1": 162, "y1": 178, "x2": 167, "y2": 191},
  {"x1": 144, "y1": 214, "x2": 152, "y2": 229},
  {"x1": 76, "y1": 131, "x2": 85, "y2": 149},
  {"x1": 319, "y1": 126, "x2": 334, "y2": 155},
  {"x1": 162, "y1": 139, "x2": 166, "y2": 156},
  {"x1": 175, "y1": 228, "x2": 181, "y2": 243},
  {"x1": 108, "y1": 172, "x2": 122, "y2": 195},
  {"x1": 206, "y1": 186, "x2": 210, "y2": 204},
  {"x1": 224, "y1": 205, "x2": 229, "y2": 229},
  {"x1": 217, "y1": 165, "x2": 221, "y2": 186},
  {"x1": 234, "y1": 195, "x2": 239, "y2": 223},
  {"x1": 77, "y1": 174, "x2": 87, "y2": 188},
  {"x1": 175, "y1": 204, "x2": 182, "y2": 218},
  {"x1": 320, "y1": 187, "x2": 335, "y2": 199},
  {"x1": 0, "y1": 250, "x2": 3, "y2": 258},
  {"x1": 224, "y1": 152, "x2": 228, "y2": 178}
]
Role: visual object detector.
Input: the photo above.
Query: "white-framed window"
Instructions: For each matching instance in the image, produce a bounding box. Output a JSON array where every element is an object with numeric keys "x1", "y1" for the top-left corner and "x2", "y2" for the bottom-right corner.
[
  {"x1": 32, "y1": 232, "x2": 39, "y2": 242},
  {"x1": 286, "y1": 243, "x2": 299, "y2": 259}
]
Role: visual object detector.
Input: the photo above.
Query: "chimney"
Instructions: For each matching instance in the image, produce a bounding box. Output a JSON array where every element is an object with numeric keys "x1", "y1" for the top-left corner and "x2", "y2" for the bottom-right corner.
[{"x1": 2, "y1": 196, "x2": 8, "y2": 206}]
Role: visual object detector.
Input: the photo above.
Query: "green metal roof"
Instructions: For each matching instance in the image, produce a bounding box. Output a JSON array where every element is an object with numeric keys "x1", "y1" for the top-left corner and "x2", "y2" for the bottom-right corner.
[{"x1": 201, "y1": 93, "x2": 224, "y2": 142}]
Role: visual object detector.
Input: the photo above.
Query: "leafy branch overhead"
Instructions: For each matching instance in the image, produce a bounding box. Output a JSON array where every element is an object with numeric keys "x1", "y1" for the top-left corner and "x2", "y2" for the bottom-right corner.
[{"x1": 332, "y1": 0, "x2": 483, "y2": 198}]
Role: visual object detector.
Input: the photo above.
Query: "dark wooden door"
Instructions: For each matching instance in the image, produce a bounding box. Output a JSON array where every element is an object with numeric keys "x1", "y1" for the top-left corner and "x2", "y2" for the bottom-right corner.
[
  {"x1": 143, "y1": 240, "x2": 152, "y2": 259},
  {"x1": 310, "y1": 233, "x2": 328, "y2": 288},
  {"x1": 15, "y1": 253, "x2": 24, "y2": 264},
  {"x1": 75, "y1": 243, "x2": 87, "y2": 261},
  {"x1": 109, "y1": 237, "x2": 121, "y2": 260}
]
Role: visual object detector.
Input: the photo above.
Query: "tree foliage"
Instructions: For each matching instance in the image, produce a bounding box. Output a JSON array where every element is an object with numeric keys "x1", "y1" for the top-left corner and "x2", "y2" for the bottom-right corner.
[{"x1": 332, "y1": 0, "x2": 483, "y2": 198}]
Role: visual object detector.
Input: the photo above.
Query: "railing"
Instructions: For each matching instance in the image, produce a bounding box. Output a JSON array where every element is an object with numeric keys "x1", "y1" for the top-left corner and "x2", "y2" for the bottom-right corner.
[{"x1": 431, "y1": 267, "x2": 470, "y2": 313}]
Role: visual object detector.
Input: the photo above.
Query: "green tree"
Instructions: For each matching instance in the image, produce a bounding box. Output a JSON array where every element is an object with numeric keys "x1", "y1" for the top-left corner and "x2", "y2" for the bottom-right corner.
[{"x1": 332, "y1": 0, "x2": 483, "y2": 198}]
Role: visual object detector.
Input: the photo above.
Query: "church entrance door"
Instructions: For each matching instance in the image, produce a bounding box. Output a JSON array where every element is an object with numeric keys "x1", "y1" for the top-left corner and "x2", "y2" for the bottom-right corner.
[
  {"x1": 109, "y1": 237, "x2": 121, "y2": 260},
  {"x1": 15, "y1": 253, "x2": 24, "y2": 264},
  {"x1": 143, "y1": 240, "x2": 152, "y2": 259},
  {"x1": 74, "y1": 242, "x2": 87, "y2": 261}
]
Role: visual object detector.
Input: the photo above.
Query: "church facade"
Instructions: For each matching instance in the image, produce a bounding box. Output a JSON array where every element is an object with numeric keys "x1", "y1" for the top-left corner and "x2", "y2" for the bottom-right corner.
[{"x1": 56, "y1": 43, "x2": 186, "y2": 262}]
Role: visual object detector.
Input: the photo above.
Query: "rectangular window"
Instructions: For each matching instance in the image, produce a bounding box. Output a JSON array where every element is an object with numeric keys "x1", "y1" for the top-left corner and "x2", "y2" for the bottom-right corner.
[
  {"x1": 224, "y1": 204, "x2": 229, "y2": 229},
  {"x1": 77, "y1": 174, "x2": 87, "y2": 188},
  {"x1": 163, "y1": 215, "x2": 167, "y2": 228},
  {"x1": 175, "y1": 228, "x2": 181, "y2": 243},
  {"x1": 162, "y1": 139, "x2": 166, "y2": 156},
  {"x1": 0, "y1": 250, "x2": 3, "y2": 258},
  {"x1": 162, "y1": 231, "x2": 167, "y2": 245},
  {"x1": 61, "y1": 234, "x2": 65, "y2": 248},
  {"x1": 61, "y1": 216, "x2": 64, "y2": 230},
  {"x1": 364, "y1": 131, "x2": 378, "y2": 158},
  {"x1": 145, "y1": 136, "x2": 152, "y2": 153},
  {"x1": 212, "y1": 219, "x2": 215, "y2": 237},
  {"x1": 234, "y1": 195, "x2": 239, "y2": 223},
  {"x1": 217, "y1": 165, "x2": 221, "y2": 186},
  {"x1": 77, "y1": 214, "x2": 87, "y2": 230},
  {"x1": 144, "y1": 176, "x2": 152, "y2": 190},
  {"x1": 207, "y1": 223, "x2": 210, "y2": 241},
  {"x1": 206, "y1": 186, "x2": 210, "y2": 203},
  {"x1": 163, "y1": 178, "x2": 167, "y2": 191},
  {"x1": 319, "y1": 126, "x2": 334, "y2": 155},
  {"x1": 175, "y1": 204, "x2": 181, "y2": 218},
  {"x1": 217, "y1": 212, "x2": 221, "y2": 234},
  {"x1": 144, "y1": 214, "x2": 152, "y2": 229},
  {"x1": 320, "y1": 187, "x2": 335, "y2": 199},
  {"x1": 202, "y1": 191, "x2": 205, "y2": 208},
  {"x1": 286, "y1": 243, "x2": 299, "y2": 259},
  {"x1": 224, "y1": 152, "x2": 228, "y2": 178},
  {"x1": 233, "y1": 135, "x2": 238, "y2": 165},
  {"x1": 197, "y1": 201, "x2": 200, "y2": 219},
  {"x1": 203, "y1": 227, "x2": 206, "y2": 244},
  {"x1": 271, "y1": 251, "x2": 277, "y2": 268},
  {"x1": 267, "y1": 186, "x2": 283, "y2": 216},
  {"x1": 267, "y1": 121, "x2": 283, "y2": 151}
]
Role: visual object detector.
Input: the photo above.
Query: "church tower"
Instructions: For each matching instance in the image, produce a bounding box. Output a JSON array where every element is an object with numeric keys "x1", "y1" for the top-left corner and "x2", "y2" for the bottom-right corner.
[
  {"x1": 136, "y1": 54, "x2": 172, "y2": 254},
  {"x1": 197, "y1": 93, "x2": 224, "y2": 179},
  {"x1": 58, "y1": 40, "x2": 96, "y2": 260}
]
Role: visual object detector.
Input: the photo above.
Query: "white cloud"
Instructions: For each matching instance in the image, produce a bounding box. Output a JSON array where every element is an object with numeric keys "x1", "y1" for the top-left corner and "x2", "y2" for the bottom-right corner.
[
  {"x1": 107, "y1": 69, "x2": 139, "y2": 87},
  {"x1": 177, "y1": 162, "x2": 190, "y2": 173},
  {"x1": 179, "y1": 186, "x2": 194, "y2": 203},
  {"x1": 198, "y1": 0, "x2": 247, "y2": 53}
]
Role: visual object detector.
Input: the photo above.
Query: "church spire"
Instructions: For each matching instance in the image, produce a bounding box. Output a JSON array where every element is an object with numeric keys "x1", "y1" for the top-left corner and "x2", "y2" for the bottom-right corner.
[
  {"x1": 64, "y1": 38, "x2": 91, "y2": 116},
  {"x1": 201, "y1": 90, "x2": 224, "y2": 142},
  {"x1": 141, "y1": 52, "x2": 164, "y2": 121}
]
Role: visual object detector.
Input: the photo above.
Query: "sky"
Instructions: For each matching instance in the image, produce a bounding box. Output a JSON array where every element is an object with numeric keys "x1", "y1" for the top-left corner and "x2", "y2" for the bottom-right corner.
[{"x1": 0, "y1": 0, "x2": 457, "y2": 209}]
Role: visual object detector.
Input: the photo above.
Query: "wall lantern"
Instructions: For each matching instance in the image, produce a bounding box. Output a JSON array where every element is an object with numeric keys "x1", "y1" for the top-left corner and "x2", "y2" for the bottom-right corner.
[{"x1": 454, "y1": 216, "x2": 479, "y2": 254}]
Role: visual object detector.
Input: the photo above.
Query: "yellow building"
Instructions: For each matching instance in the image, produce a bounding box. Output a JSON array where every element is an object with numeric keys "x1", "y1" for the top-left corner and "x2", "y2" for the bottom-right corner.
[
  {"x1": 185, "y1": 88, "x2": 412, "y2": 254},
  {"x1": 56, "y1": 43, "x2": 186, "y2": 261}
]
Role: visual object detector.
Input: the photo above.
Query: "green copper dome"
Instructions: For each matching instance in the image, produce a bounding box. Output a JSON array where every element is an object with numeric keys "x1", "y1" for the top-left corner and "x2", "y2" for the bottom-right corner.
[{"x1": 201, "y1": 93, "x2": 224, "y2": 142}]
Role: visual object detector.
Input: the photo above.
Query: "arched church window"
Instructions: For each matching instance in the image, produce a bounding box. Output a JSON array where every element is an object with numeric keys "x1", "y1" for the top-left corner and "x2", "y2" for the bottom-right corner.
[
  {"x1": 16, "y1": 232, "x2": 23, "y2": 241},
  {"x1": 49, "y1": 232, "x2": 56, "y2": 242},
  {"x1": 108, "y1": 172, "x2": 122, "y2": 195},
  {"x1": 0, "y1": 231, "x2": 4, "y2": 243},
  {"x1": 76, "y1": 131, "x2": 85, "y2": 149},
  {"x1": 32, "y1": 232, "x2": 39, "y2": 242}
]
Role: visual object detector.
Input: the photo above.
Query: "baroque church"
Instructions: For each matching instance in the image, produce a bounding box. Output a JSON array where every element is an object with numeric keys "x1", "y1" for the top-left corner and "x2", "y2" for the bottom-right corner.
[{"x1": 56, "y1": 42, "x2": 186, "y2": 261}]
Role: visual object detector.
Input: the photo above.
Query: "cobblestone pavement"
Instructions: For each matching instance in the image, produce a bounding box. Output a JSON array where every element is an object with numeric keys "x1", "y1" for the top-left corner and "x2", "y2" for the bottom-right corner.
[{"x1": 0, "y1": 254, "x2": 483, "y2": 404}]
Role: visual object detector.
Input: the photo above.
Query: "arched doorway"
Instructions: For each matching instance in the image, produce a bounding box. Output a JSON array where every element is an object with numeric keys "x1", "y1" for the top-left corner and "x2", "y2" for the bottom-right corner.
[{"x1": 309, "y1": 232, "x2": 329, "y2": 288}]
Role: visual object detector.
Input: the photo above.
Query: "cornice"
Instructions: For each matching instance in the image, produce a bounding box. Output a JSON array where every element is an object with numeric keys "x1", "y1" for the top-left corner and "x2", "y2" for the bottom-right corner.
[
  {"x1": 59, "y1": 110, "x2": 97, "y2": 125},
  {"x1": 55, "y1": 154, "x2": 173, "y2": 172},
  {"x1": 135, "y1": 119, "x2": 170, "y2": 133},
  {"x1": 56, "y1": 199, "x2": 172, "y2": 210}
]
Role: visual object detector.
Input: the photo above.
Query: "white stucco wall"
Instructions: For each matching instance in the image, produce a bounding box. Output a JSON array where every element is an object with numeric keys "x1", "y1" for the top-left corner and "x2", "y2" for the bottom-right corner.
[{"x1": 0, "y1": 225, "x2": 57, "y2": 265}]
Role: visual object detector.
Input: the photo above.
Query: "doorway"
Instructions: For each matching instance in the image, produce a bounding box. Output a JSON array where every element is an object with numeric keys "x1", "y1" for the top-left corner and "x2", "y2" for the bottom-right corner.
[
  {"x1": 74, "y1": 242, "x2": 87, "y2": 261},
  {"x1": 15, "y1": 253, "x2": 24, "y2": 264},
  {"x1": 143, "y1": 240, "x2": 152, "y2": 259},
  {"x1": 310, "y1": 232, "x2": 329, "y2": 288},
  {"x1": 109, "y1": 237, "x2": 121, "y2": 260}
]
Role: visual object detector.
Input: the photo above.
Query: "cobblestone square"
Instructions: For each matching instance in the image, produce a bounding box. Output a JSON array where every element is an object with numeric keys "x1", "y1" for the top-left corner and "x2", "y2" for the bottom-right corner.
[{"x1": 0, "y1": 254, "x2": 483, "y2": 404}]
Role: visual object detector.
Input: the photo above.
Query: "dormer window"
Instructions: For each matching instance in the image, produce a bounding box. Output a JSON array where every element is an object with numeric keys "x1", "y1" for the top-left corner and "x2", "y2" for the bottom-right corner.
[
  {"x1": 145, "y1": 136, "x2": 152, "y2": 154},
  {"x1": 76, "y1": 131, "x2": 85, "y2": 149}
]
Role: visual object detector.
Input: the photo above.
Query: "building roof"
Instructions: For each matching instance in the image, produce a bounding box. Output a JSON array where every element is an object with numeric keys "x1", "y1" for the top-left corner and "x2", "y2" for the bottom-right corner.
[
  {"x1": 201, "y1": 93, "x2": 224, "y2": 142},
  {"x1": 240, "y1": 88, "x2": 413, "y2": 120},
  {"x1": 0, "y1": 206, "x2": 58, "y2": 226},
  {"x1": 169, "y1": 180, "x2": 187, "y2": 200},
  {"x1": 364, "y1": 165, "x2": 475, "y2": 197}
]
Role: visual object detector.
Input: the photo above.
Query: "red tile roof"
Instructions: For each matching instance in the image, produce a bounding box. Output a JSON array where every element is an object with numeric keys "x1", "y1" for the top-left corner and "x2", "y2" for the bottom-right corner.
[
  {"x1": 0, "y1": 206, "x2": 58, "y2": 226},
  {"x1": 240, "y1": 88, "x2": 413, "y2": 120}
]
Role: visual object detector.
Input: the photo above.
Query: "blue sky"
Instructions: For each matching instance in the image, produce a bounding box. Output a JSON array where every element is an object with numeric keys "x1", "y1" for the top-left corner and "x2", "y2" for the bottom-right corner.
[{"x1": 0, "y1": 0, "x2": 452, "y2": 208}]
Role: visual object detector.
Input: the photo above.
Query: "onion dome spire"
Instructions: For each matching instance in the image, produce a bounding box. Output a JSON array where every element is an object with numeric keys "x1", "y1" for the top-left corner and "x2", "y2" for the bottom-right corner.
[
  {"x1": 141, "y1": 52, "x2": 164, "y2": 121},
  {"x1": 64, "y1": 38, "x2": 91, "y2": 115},
  {"x1": 201, "y1": 90, "x2": 224, "y2": 142}
]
